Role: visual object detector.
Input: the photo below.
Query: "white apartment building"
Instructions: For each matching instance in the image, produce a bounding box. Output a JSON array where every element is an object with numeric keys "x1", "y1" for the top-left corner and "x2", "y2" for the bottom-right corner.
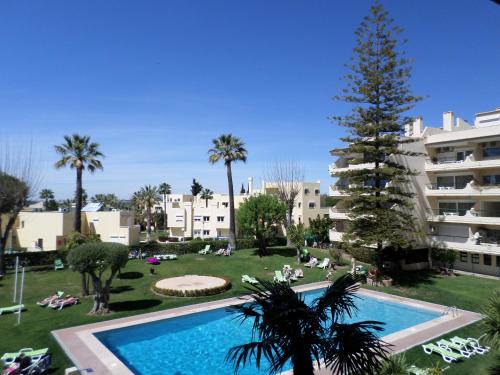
[
  {"x1": 329, "y1": 107, "x2": 500, "y2": 277},
  {"x1": 157, "y1": 178, "x2": 329, "y2": 240}
]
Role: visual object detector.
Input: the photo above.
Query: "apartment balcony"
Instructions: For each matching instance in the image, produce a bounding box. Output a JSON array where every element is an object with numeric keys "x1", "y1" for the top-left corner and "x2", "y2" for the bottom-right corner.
[
  {"x1": 329, "y1": 230, "x2": 344, "y2": 242},
  {"x1": 427, "y1": 209, "x2": 500, "y2": 226},
  {"x1": 329, "y1": 207, "x2": 348, "y2": 220},
  {"x1": 329, "y1": 162, "x2": 376, "y2": 176},
  {"x1": 425, "y1": 155, "x2": 500, "y2": 173},
  {"x1": 329, "y1": 185, "x2": 348, "y2": 197},
  {"x1": 429, "y1": 235, "x2": 500, "y2": 255},
  {"x1": 425, "y1": 182, "x2": 500, "y2": 197}
]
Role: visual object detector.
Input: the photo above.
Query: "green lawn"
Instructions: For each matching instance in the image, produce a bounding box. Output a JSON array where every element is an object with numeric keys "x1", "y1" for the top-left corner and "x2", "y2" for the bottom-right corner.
[{"x1": 0, "y1": 247, "x2": 498, "y2": 374}]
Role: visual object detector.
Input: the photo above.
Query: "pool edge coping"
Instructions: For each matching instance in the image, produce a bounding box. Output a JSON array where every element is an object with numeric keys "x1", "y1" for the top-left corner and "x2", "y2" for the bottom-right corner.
[{"x1": 51, "y1": 281, "x2": 483, "y2": 375}]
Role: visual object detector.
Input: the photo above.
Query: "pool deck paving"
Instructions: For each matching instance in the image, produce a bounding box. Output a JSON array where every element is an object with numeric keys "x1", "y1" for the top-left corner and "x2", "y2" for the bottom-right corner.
[{"x1": 52, "y1": 281, "x2": 483, "y2": 375}]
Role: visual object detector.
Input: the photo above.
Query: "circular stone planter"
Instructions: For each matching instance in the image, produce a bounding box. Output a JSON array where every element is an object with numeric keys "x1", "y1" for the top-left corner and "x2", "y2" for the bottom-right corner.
[{"x1": 152, "y1": 275, "x2": 231, "y2": 297}]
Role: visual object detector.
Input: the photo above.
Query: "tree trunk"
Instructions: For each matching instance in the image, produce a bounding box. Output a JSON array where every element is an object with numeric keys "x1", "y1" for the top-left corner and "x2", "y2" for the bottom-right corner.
[
  {"x1": 291, "y1": 349, "x2": 314, "y2": 375},
  {"x1": 0, "y1": 213, "x2": 19, "y2": 276},
  {"x1": 163, "y1": 194, "x2": 167, "y2": 230},
  {"x1": 286, "y1": 203, "x2": 294, "y2": 246},
  {"x1": 74, "y1": 167, "x2": 83, "y2": 232},
  {"x1": 80, "y1": 272, "x2": 89, "y2": 296},
  {"x1": 89, "y1": 275, "x2": 110, "y2": 315},
  {"x1": 226, "y1": 163, "x2": 237, "y2": 250},
  {"x1": 146, "y1": 206, "x2": 152, "y2": 242}
]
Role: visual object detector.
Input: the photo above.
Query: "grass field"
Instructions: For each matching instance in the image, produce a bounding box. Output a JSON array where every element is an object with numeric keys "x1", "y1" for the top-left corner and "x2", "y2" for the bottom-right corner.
[{"x1": 0, "y1": 247, "x2": 499, "y2": 374}]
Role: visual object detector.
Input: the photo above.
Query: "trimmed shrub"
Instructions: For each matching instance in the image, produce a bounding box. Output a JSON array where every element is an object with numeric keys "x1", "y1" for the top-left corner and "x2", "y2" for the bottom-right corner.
[
  {"x1": 152, "y1": 276, "x2": 232, "y2": 297},
  {"x1": 131, "y1": 238, "x2": 259, "y2": 255},
  {"x1": 4, "y1": 250, "x2": 67, "y2": 269}
]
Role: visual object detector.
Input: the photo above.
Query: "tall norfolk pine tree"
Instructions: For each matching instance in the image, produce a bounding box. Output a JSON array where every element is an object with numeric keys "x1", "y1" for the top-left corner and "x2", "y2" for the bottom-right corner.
[{"x1": 332, "y1": 3, "x2": 421, "y2": 266}]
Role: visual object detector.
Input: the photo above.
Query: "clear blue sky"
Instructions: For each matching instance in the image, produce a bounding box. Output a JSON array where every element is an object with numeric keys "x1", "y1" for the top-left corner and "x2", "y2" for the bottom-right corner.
[{"x1": 1, "y1": 0, "x2": 499, "y2": 200}]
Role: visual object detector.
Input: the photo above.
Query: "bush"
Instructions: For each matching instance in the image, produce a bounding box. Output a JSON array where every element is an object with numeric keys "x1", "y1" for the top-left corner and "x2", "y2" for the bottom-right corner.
[{"x1": 152, "y1": 276, "x2": 231, "y2": 297}]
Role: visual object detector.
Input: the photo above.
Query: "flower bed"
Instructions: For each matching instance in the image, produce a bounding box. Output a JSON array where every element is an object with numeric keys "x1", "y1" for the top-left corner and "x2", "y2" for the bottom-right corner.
[{"x1": 152, "y1": 275, "x2": 232, "y2": 297}]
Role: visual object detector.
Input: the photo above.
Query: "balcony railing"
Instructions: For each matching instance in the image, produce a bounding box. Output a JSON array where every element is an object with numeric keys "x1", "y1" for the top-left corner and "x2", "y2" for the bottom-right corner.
[{"x1": 428, "y1": 208, "x2": 500, "y2": 218}]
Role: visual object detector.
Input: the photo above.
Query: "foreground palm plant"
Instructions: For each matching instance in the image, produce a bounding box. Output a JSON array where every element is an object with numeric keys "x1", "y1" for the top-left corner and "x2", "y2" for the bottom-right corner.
[
  {"x1": 482, "y1": 291, "x2": 500, "y2": 351},
  {"x1": 226, "y1": 274, "x2": 389, "y2": 375}
]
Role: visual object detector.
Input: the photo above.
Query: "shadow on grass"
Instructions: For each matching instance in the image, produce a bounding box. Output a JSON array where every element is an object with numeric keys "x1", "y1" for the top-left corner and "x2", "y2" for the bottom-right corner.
[
  {"x1": 110, "y1": 285, "x2": 134, "y2": 294},
  {"x1": 118, "y1": 271, "x2": 144, "y2": 280},
  {"x1": 109, "y1": 299, "x2": 162, "y2": 312},
  {"x1": 252, "y1": 247, "x2": 297, "y2": 257},
  {"x1": 389, "y1": 270, "x2": 438, "y2": 287}
]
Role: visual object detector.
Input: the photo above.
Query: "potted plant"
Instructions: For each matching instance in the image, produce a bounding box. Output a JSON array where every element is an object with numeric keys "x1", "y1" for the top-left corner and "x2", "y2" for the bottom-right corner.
[{"x1": 382, "y1": 275, "x2": 393, "y2": 287}]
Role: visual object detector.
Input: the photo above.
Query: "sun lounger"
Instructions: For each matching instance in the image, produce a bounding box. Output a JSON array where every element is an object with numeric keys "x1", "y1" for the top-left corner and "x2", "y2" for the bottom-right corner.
[
  {"x1": 156, "y1": 254, "x2": 177, "y2": 260},
  {"x1": 0, "y1": 304, "x2": 25, "y2": 315},
  {"x1": 37, "y1": 291, "x2": 65, "y2": 307},
  {"x1": 54, "y1": 259, "x2": 64, "y2": 270},
  {"x1": 214, "y1": 248, "x2": 225, "y2": 256},
  {"x1": 273, "y1": 271, "x2": 287, "y2": 283},
  {"x1": 241, "y1": 275, "x2": 258, "y2": 285},
  {"x1": 49, "y1": 297, "x2": 79, "y2": 310},
  {"x1": 450, "y1": 336, "x2": 490, "y2": 354},
  {"x1": 316, "y1": 258, "x2": 330, "y2": 269},
  {"x1": 437, "y1": 339, "x2": 474, "y2": 357},
  {"x1": 198, "y1": 245, "x2": 211, "y2": 255},
  {"x1": 1, "y1": 348, "x2": 49, "y2": 365},
  {"x1": 294, "y1": 269, "x2": 304, "y2": 278},
  {"x1": 422, "y1": 343, "x2": 463, "y2": 363},
  {"x1": 304, "y1": 258, "x2": 318, "y2": 268}
]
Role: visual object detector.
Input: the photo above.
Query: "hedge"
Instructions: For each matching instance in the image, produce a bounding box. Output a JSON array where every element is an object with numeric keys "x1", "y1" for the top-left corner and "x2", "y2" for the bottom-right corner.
[
  {"x1": 152, "y1": 276, "x2": 232, "y2": 297},
  {"x1": 4, "y1": 250, "x2": 67, "y2": 270},
  {"x1": 131, "y1": 237, "x2": 286, "y2": 255}
]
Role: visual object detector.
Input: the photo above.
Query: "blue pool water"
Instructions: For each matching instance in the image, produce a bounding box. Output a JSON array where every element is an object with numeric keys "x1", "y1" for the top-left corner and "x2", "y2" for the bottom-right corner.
[{"x1": 95, "y1": 289, "x2": 440, "y2": 375}]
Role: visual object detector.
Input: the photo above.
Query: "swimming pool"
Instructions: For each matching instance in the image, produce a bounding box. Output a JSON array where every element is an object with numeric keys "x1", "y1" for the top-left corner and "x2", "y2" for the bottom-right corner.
[{"x1": 95, "y1": 288, "x2": 441, "y2": 375}]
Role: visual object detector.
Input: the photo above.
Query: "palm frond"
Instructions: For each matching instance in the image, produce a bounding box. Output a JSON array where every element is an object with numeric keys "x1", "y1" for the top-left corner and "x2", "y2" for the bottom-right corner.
[{"x1": 315, "y1": 273, "x2": 360, "y2": 321}]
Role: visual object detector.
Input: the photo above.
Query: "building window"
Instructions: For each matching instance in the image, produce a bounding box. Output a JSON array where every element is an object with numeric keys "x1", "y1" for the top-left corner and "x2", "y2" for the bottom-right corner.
[
  {"x1": 222, "y1": 202, "x2": 229, "y2": 208},
  {"x1": 21, "y1": 221, "x2": 24, "y2": 228},
  {"x1": 459, "y1": 252, "x2": 468, "y2": 263},
  {"x1": 203, "y1": 216, "x2": 210, "y2": 222},
  {"x1": 471, "y1": 253, "x2": 480, "y2": 264},
  {"x1": 203, "y1": 230, "x2": 210, "y2": 236},
  {"x1": 496, "y1": 256, "x2": 500, "y2": 267},
  {"x1": 308, "y1": 202, "x2": 316, "y2": 209},
  {"x1": 175, "y1": 215, "x2": 183, "y2": 222},
  {"x1": 484, "y1": 254, "x2": 492, "y2": 266},
  {"x1": 217, "y1": 216, "x2": 224, "y2": 222},
  {"x1": 483, "y1": 147, "x2": 500, "y2": 158},
  {"x1": 194, "y1": 216, "x2": 201, "y2": 222},
  {"x1": 304, "y1": 188, "x2": 309, "y2": 195},
  {"x1": 314, "y1": 189, "x2": 320, "y2": 195},
  {"x1": 298, "y1": 202, "x2": 301, "y2": 208},
  {"x1": 194, "y1": 230, "x2": 201, "y2": 236}
]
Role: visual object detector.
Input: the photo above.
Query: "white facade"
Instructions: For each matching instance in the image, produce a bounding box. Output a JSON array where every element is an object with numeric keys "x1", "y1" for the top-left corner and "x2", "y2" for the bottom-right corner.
[
  {"x1": 329, "y1": 107, "x2": 500, "y2": 277},
  {"x1": 157, "y1": 178, "x2": 329, "y2": 240}
]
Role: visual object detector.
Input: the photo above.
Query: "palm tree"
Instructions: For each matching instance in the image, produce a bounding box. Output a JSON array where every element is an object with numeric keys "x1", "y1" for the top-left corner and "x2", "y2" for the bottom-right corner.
[
  {"x1": 39, "y1": 189, "x2": 54, "y2": 210},
  {"x1": 482, "y1": 291, "x2": 500, "y2": 351},
  {"x1": 91, "y1": 193, "x2": 119, "y2": 209},
  {"x1": 226, "y1": 275, "x2": 389, "y2": 375},
  {"x1": 54, "y1": 135, "x2": 104, "y2": 232},
  {"x1": 133, "y1": 185, "x2": 161, "y2": 242},
  {"x1": 200, "y1": 188, "x2": 214, "y2": 208},
  {"x1": 208, "y1": 134, "x2": 247, "y2": 249},
  {"x1": 158, "y1": 182, "x2": 172, "y2": 230}
]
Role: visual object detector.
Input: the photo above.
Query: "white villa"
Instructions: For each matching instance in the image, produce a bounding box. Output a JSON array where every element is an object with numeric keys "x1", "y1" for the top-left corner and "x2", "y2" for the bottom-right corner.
[
  {"x1": 330, "y1": 107, "x2": 500, "y2": 277},
  {"x1": 157, "y1": 178, "x2": 329, "y2": 240}
]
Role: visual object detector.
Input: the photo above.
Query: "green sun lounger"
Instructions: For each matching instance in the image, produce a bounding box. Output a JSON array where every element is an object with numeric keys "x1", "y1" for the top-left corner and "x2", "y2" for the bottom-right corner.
[
  {"x1": 54, "y1": 259, "x2": 64, "y2": 270},
  {"x1": 241, "y1": 275, "x2": 258, "y2": 285},
  {"x1": 198, "y1": 245, "x2": 211, "y2": 255},
  {"x1": 0, "y1": 304, "x2": 25, "y2": 315},
  {"x1": 273, "y1": 271, "x2": 287, "y2": 283},
  {"x1": 450, "y1": 336, "x2": 490, "y2": 354},
  {"x1": 422, "y1": 343, "x2": 463, "y2": 363},
  {"x1": 1, "y1": 348, "x2": 49, "y2": 364},
  {"x1": 437, "y1": 339, "x2": 474, "y2": 357}
]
